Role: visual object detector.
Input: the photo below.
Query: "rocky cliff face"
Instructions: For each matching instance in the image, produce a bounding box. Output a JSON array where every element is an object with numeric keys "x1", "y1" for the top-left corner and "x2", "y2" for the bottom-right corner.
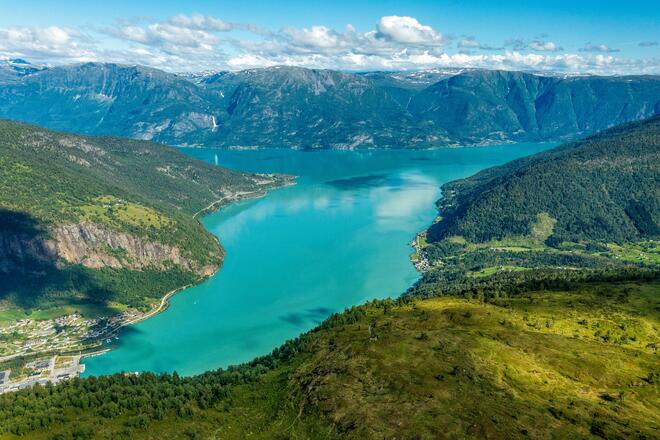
[
  {"x1": 0, "y1": 221, "x2": 216, "y2": 276},
  {"x1": 54, "y1": 222, "x2": 192, "y2": 271}
]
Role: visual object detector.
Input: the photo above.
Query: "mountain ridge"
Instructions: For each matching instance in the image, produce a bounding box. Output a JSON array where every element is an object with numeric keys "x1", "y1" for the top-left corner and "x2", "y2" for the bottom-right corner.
[{"x1": 0, "y1": 62, "x2": 658, "y2": 148}]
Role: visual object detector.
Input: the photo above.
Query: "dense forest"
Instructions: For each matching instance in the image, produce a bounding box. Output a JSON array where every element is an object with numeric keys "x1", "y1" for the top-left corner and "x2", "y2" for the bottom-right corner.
[{"x1": 427, "y1": 116, "x2": 660, "y2": 245}]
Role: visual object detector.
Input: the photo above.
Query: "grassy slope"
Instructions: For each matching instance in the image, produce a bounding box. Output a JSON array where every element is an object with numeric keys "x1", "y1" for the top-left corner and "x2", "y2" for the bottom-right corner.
[{"x1": 1, "y1": 281, "x2": 657, "y2": 439}]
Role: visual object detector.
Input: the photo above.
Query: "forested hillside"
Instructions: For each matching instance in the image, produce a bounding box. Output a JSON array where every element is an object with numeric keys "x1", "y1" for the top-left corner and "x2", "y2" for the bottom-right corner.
[
  {"x1": 0, "y1": 61, "x2": 658, "y2": 148},
  {"x1": 1, "y1": 281, "x2": 657, "y2": 439},
  {"x1": 428, "y1": 116, "x2": 660, "y2": 245},
  {"x1": 411, "y1": 116, "x2": 659, "y2": 298},
  {"x1": 0, "y1": 120, "x2": 289, "y2": 313}
]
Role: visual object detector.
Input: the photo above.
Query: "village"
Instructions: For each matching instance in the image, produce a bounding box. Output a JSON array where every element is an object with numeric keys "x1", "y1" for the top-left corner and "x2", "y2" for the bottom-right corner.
[
  {"x1": 0, "y1": 309, "x2": 143, "y2": 393},
  {"x1": 0, "y1": 355, "x2": 86, "y2": 394}
]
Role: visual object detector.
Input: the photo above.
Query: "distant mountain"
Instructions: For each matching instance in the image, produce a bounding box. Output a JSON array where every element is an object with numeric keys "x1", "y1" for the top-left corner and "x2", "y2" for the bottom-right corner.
[
  {"x1": 0, "y1": 58, "x2": 45, "y2": 83},
  {"x1": 409, "y1": 70, "x2": 660, "y2": 144},
  {"x1": 0, "y1": 120, "x2": 289, "y2": 313},
  {"x1": 0, "y1": 63, "x2": 658, "y2": 148},
  {"x1": 201, "y1": 66, "x2": 424, "y2": 148},
  {"x1": 0, "y1": 63, "x2": 224, "y2": 145}
]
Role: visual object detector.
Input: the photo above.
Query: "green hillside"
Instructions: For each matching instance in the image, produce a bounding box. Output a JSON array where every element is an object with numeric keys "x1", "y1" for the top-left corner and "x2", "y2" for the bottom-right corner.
[
  {"x1": 428, "y1": 116, "x2": 660, "y2": 245},
  {"x1": 0, "y1": 120, "x2": 290, "y2": 314},
  {"x1": 413, "y1": 116, "x2": 660, "y2": 298},
  {"x1": 1, "y1": 281, "x2": 657, "y2": 439}
]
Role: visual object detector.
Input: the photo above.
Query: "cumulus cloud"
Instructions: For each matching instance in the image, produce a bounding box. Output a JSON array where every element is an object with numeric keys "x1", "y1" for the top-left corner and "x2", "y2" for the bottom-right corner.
[
  {"x1": 0, "y1": 25, "x2": 97, "y2": 61},
  {"x1": 281, "y1": 26, "x2": 345, "y2": 49},
  {"x1": 527, "y1": 40, "x2": 562, "y2": 52},
  {"x1": 375, "y1": 16, "x2": 445, "y2": 45},
  {"x1": 579, "y1": 43, "x2": 619, "y2": 53},
  {"x1": 107, "y1": 15, "x2": 227, "y2": 52},
  {"x1": 1, "y1": 14, "x2": 658, "y2": 75}
]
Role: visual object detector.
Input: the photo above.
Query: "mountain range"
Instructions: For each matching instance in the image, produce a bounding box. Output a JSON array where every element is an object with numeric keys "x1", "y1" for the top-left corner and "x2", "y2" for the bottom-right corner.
[{"x1": 1, "y1": 61, "x2": 659, "y2": 149}]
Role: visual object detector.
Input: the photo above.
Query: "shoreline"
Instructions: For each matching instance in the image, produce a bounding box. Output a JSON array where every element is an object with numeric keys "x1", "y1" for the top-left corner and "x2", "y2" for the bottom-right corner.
[{"x1": 79, "y1": 179, "x2": 297, "y2": 365}]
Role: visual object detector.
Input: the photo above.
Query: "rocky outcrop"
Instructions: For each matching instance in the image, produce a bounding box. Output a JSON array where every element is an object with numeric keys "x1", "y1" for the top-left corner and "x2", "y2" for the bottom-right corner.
[
  {"x1": 0, "y1": 221, "x2": 208, "y2": 275},
  {"x1": 53, "y1": 222, "x2": 196, "y2": 271}
]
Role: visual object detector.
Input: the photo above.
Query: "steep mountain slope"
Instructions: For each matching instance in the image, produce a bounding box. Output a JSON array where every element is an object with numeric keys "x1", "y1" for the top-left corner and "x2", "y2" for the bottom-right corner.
[
  {"x1": 0, "y1": 63, "x2": 222, "y2": 145},
  {"x1": 427, "y1": 115, "x2": 660, "y2": 245},
  {"x1": 0, "y1": 63, "x2": 658, "y2": 148},
  {"x1": 409, "y1": 70, "x2": 660, "y2": 144},
  {"x1": 202, "y1": 66, "x2": 428, "y2": 148},
  {"x1": 411, "y1": 116, "x2": 659, "y2": 299},
  {"x1": 0, "y1": 59, "x2": 44, "y2": 83},
  {"x1": 0, "y1": 120, "x2": 289, "y2": 314}
]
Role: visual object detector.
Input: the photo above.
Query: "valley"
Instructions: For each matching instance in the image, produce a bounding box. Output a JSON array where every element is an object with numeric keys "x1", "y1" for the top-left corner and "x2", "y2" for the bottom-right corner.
[
  {"x1": 1, "y1": 3, "x2": 659, "y2": 438},
  {"x1": 83, "y1": 143, "x2": 554, "y2": 377},
  {"x1": 1, "y1": 115, "x2": 656, "y2": 439}
]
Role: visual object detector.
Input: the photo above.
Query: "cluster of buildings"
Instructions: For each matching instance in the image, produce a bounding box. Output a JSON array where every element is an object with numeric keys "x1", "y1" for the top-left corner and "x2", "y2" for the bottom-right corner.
[{"x1": 0, "y1": 355, "x2": 85, "y2": 394}]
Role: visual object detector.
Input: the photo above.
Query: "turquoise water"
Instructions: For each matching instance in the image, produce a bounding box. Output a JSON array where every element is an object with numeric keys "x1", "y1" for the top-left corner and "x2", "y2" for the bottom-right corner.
[{"x1": 83, "y1": 144, "x2": 553, "y2": 377}]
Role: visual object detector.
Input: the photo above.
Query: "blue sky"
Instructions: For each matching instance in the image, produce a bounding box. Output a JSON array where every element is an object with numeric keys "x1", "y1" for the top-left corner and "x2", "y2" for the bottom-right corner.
[{"x1": 0, "y1": 0, "x2": 658, "y2": 73}]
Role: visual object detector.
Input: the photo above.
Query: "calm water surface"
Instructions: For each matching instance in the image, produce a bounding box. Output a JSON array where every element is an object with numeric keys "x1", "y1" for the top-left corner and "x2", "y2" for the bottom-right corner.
[{"x1": 83, "y1": 144, "x2": 553, "y2": 376}]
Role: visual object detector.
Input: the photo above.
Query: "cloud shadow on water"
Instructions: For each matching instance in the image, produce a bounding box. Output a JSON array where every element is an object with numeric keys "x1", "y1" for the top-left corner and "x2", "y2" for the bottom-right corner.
[
  {"x1": 279, "y1": 306, "x2": 334, "y2": 328},
  {"x1": 325, "y1": 174, "x2": 389, "y2": 190}
]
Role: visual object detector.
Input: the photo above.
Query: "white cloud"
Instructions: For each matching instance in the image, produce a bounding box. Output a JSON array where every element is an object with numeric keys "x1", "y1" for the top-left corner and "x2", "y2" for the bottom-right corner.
[
  {"x1": 110, "y1": 22, "x2": 220, "y2": 50},
  {"x1": 579, "y1": 43, "x2": 619, "y2": 53},
  {"x1": 527, "y1": 40, "x2": 561, "y2": 52},
  {"x1": 227, "y1": 53, "x2": 279, "y2": 69},
  {"x1": 281, "y1": 26, "x2": 343, "y2": 49},
  {"x1": 375, "y1": 16, "x2": 445, "y2": 45},
  {"x1": 0, "y1": 25, "x2": 97, "y2": 61},
  {"x1": 168, "y1": 13, "x2": 233, "y2": 32},
  {"x1": 0, "y1": 14, "x2": 658, "y2": 75}
]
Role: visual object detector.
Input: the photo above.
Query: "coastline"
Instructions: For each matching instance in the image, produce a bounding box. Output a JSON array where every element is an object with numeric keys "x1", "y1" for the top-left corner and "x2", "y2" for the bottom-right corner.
[{"x1": 79, "y1": 179, "x2": 297, "y2": 365}]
